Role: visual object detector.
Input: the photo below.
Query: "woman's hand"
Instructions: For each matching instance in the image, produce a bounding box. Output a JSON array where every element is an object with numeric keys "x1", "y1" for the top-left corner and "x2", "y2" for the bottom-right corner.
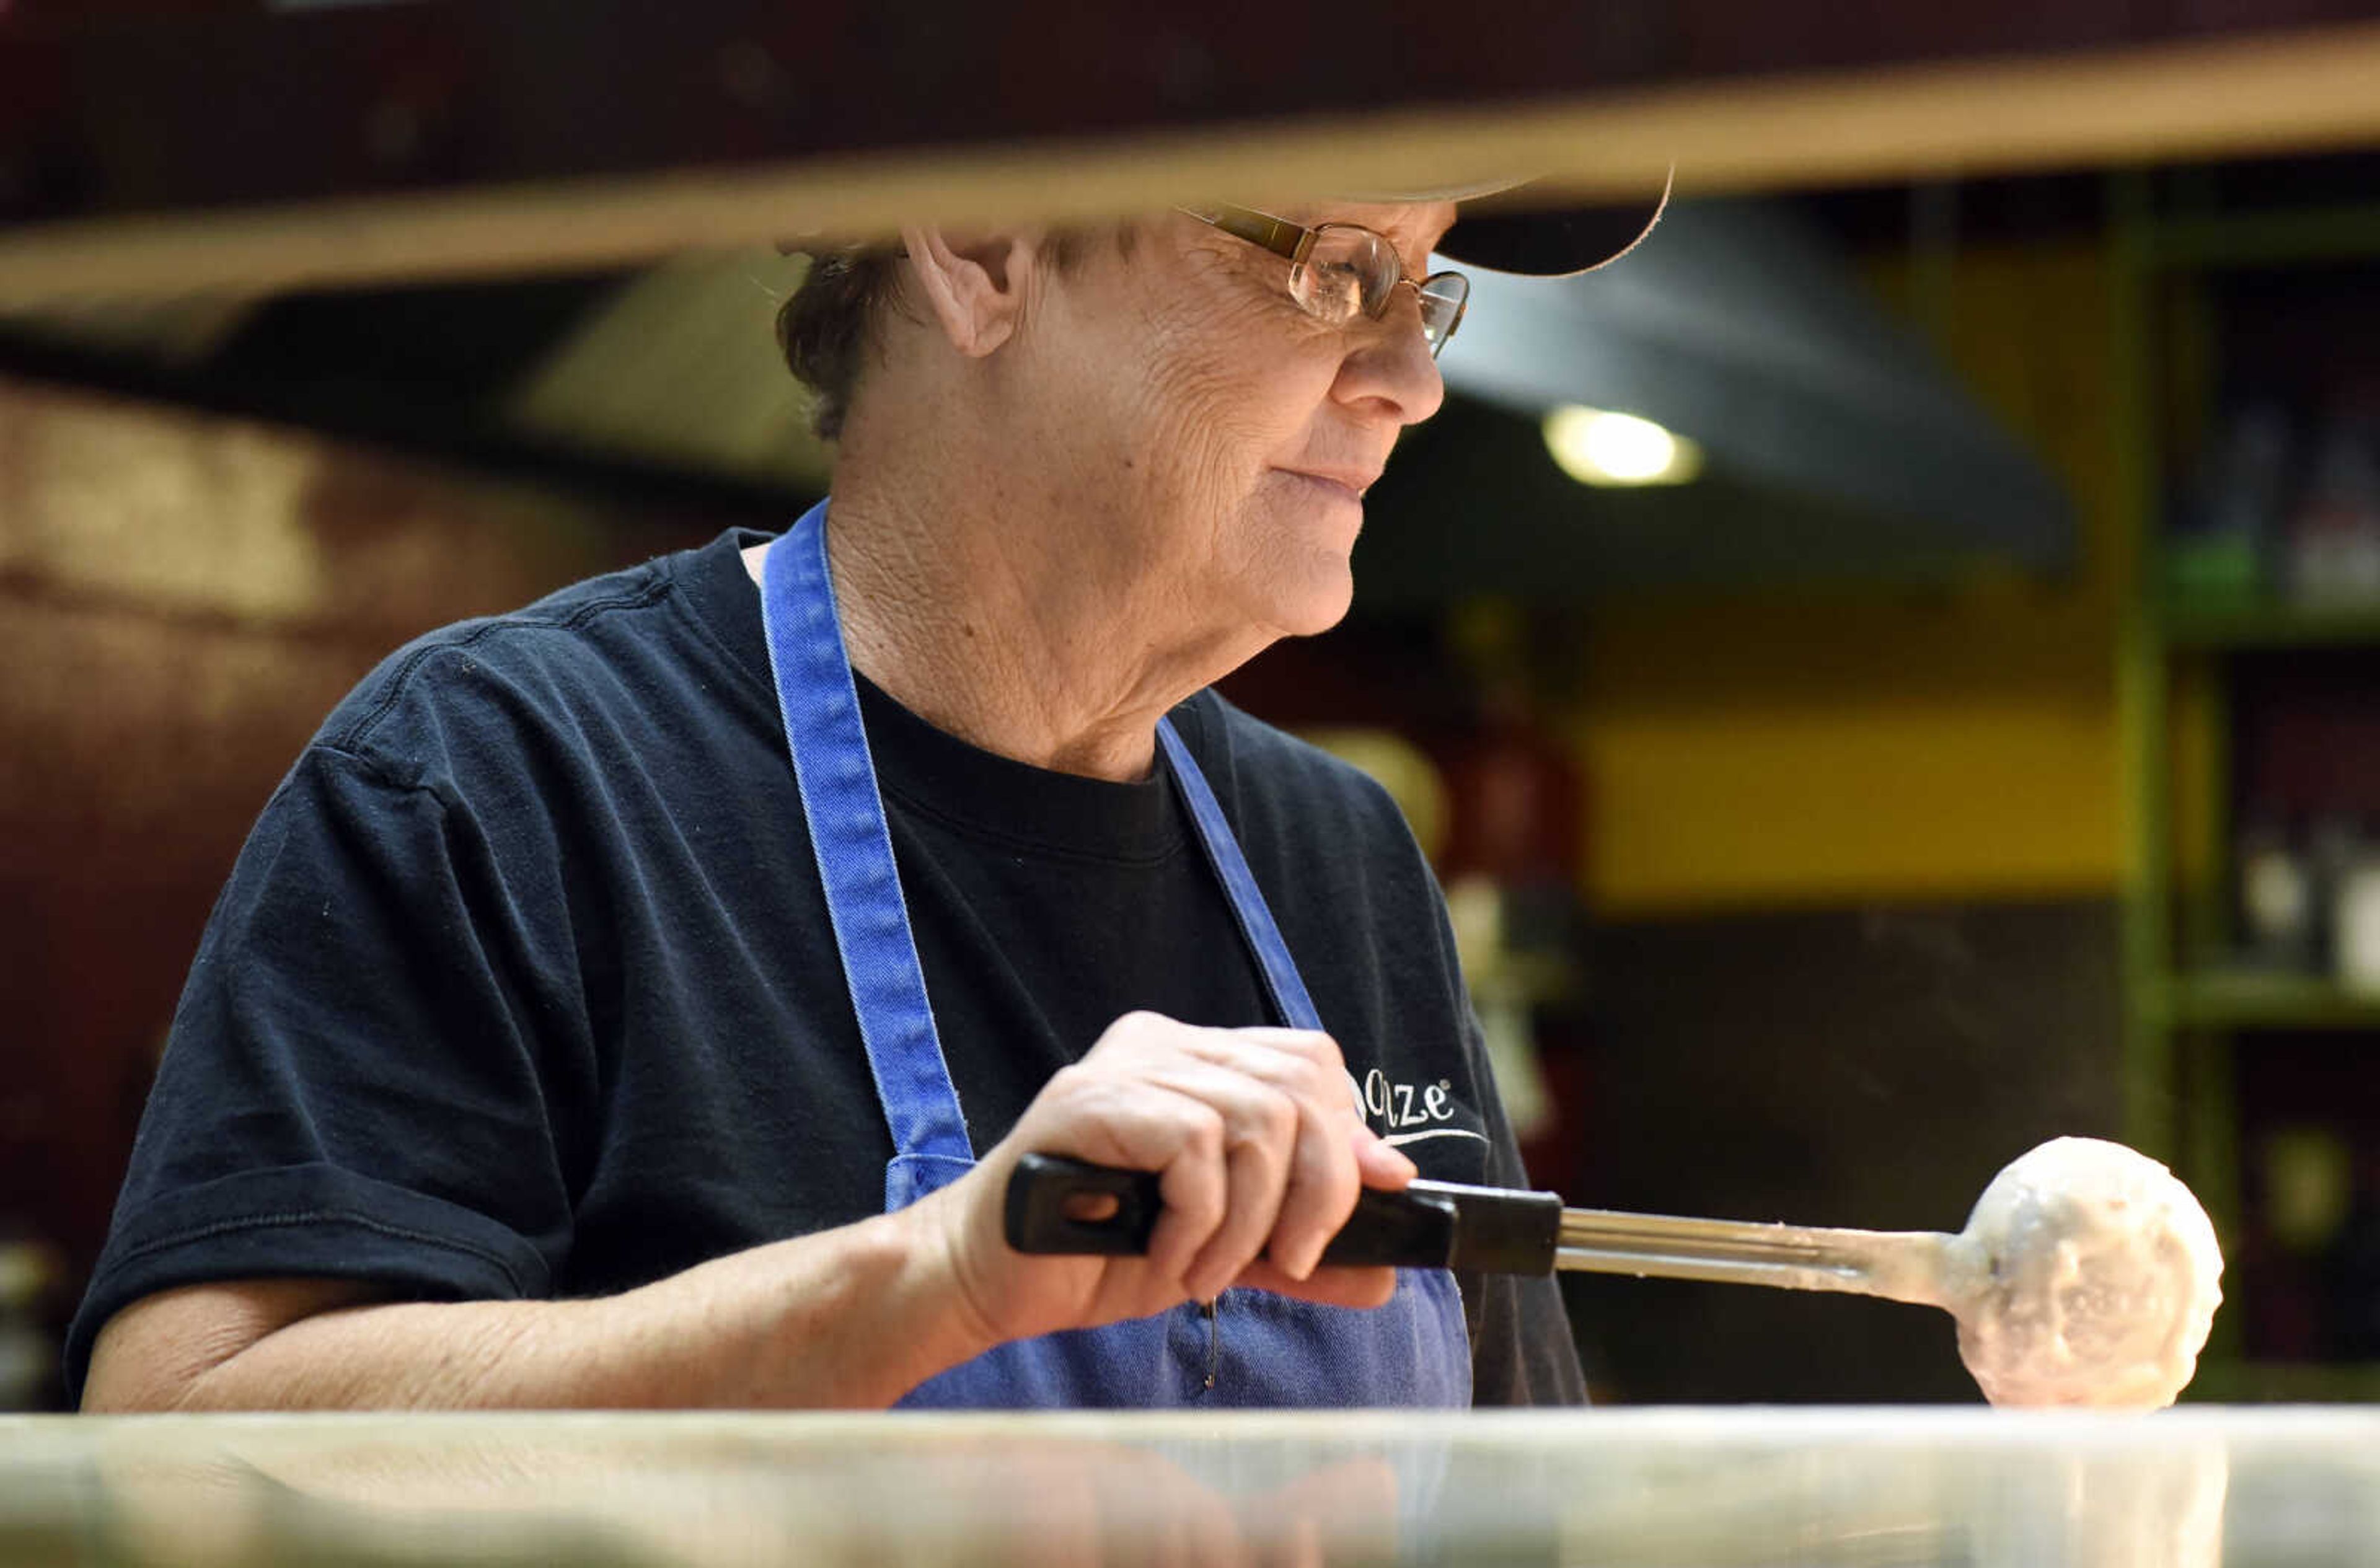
[{"x1": 906, "y1": 1011, "x2": 1418, "y2": 1349}]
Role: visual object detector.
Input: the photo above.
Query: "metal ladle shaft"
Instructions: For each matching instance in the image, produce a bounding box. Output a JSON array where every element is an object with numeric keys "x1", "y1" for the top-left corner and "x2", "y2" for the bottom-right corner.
[{"x1": 1551, "y1": 1207, "x2": 1958, "y2": 1308}]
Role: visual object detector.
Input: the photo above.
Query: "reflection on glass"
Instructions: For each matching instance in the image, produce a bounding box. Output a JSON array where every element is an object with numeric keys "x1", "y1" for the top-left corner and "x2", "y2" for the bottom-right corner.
[
  {"x1": 77, "y1": 1419, "x2": 1411, "y2": 1568},
  {"x1": 7, "y1": 1409, "x2": 2368, "y2": 1568}
]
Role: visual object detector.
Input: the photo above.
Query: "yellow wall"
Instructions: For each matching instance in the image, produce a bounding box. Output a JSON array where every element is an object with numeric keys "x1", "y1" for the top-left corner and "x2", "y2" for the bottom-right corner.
[{"x1": 1571, "y1": 242, "x2": 2133, "y2": 914}]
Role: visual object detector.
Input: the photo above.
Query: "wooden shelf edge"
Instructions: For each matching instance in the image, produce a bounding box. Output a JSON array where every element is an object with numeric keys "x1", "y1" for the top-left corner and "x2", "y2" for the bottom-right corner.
[
  {"x1": 2148, "y1": 203, "x2": 2380, "y2": 272},
  {"x1": 2159, "y1": 601, "x2": 2380, "y2": 649},
  {"x1": 2162, "y1": 971, "x2": 2380, "y2": 1031},
  {"x1": 2184, "y1": 1358, "x2": 2380, "y2": 1403}
]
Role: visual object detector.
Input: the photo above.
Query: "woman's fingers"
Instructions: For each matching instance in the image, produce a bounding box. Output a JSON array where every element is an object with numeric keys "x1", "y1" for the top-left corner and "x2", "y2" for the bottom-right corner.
[
  {"x1": 1025, "y1": 1062, "x2": 1237, "y2": 1290},
  {"x1": 1127, "y1": 1057, "x2": 1298, "y2": 1297},
  {"x1": 1235, "y1": 1259, "x2": 1400, "y2": 1310},
  {"x1": 1157, "y1": 1029, "x2": 1373, "y2": 1282},
  {"x1": 1140, "y1": 1101, "x2": 1232, "y2": 1288},
  {"x1": 975, "y1": 1011, "x2": 1429, "y2": 1338},
  {"x1": 1353, "y1": 1127, "x2": 1419, "y2": 1189}
]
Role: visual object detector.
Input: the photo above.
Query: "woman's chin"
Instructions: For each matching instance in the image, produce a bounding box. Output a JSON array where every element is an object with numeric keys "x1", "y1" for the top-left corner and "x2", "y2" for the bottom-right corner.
[
  {"x1": 1262, "y1": 557, "x2": 1357, "y2": 638},
  {"x1": 1233, "y1": 493, "x2": 1360, "y2": 636}
]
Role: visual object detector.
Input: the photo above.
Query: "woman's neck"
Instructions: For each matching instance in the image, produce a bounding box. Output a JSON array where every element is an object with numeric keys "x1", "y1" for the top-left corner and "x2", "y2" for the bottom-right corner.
[{"x1": 745, "y1": 486, "x2": 1267, "y2": 783}]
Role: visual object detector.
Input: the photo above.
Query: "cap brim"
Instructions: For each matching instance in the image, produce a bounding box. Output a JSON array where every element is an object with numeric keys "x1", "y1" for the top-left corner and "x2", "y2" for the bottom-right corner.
[{"x1": 1434, "y1": 169, "x2": 1672, "y2": 278}]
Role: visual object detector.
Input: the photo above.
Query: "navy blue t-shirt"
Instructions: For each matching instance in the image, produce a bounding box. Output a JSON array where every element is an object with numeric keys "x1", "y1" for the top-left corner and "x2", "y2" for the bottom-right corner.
[{"x1": 68, "y1": 527, "x2": 1583, "y2": 1406}]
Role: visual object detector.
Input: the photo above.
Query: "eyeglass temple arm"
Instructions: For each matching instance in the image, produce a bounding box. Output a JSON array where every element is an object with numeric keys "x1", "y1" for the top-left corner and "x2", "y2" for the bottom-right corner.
[{"x1": 1178, "y1": 204, "x2": 1311, "y2": 266}]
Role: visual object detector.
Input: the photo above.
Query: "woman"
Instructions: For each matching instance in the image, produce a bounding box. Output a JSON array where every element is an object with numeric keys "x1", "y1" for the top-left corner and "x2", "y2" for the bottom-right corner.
[{"x1": 73, "y1": 184, "x2": 1659, "y2": 1412}]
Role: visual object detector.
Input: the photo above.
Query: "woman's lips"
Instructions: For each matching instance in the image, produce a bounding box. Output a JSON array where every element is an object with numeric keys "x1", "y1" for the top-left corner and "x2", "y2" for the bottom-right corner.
[{"x1": 1279, "y1": 470, "x2": 1367, "y2": 506}]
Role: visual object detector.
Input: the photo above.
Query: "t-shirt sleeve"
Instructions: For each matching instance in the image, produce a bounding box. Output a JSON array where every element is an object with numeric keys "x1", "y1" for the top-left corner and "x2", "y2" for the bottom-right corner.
[
  {"x1": 64, "y1": 742, "x2": 581, "y2": 1404},
  {"x1": 1464, "y1": 1005, "x2": 1590, "y2": 1407}
]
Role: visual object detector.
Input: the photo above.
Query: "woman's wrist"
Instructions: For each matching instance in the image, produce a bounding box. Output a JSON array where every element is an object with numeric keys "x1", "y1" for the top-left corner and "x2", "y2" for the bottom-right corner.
[{"x1": 744, "y1": 1196, "x2": 1005, "y2": 1407}]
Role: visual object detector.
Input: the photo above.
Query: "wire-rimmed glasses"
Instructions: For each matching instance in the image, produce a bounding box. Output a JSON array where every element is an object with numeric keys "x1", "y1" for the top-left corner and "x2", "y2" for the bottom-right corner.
[{"x1": 1179, "y1": 204, "x2": 1470, "y2": 358}]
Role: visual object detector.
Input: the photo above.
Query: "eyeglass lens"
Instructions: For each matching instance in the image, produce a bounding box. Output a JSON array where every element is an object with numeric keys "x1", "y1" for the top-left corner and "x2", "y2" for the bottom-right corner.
[
  {"x1": 1416, "y1": 274, "x2": 1468, "y2": 356},
  {"x1": 1288, "y1": 226, "x2": 1468, "y2": 356},
  {"x1": 1289, "y1": 227, "x2": 1396, "y2": 322}
]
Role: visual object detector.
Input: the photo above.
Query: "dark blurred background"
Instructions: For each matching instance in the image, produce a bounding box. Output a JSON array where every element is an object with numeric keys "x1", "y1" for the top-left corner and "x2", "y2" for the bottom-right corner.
[{"x1": 5, "y1": 1, "x2": 2380, "y2": 1411}]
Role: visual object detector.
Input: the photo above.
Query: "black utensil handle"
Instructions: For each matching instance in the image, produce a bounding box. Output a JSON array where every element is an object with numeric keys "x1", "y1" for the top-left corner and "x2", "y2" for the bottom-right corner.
[{"x1": 1002, "y1": 1153, "x2": 1562, "y2": 1274}]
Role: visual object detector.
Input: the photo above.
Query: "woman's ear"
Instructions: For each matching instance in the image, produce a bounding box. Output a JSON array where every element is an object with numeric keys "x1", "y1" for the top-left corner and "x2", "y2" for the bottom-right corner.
[{"x1": 899, "y1": 226, "x2": 1036, "y2": 358}]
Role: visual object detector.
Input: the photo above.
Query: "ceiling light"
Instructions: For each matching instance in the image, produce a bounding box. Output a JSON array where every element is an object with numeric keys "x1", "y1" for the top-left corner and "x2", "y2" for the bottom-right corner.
[{"x1": 1542, "y1": 405, "x2": 1703, "y2": 487}]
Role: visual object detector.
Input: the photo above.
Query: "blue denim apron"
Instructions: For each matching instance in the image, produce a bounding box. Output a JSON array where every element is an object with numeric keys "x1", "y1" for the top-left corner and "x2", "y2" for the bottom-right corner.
[{"x1": 759, "y1": 501, "x2": 1470, "y2": 1409}]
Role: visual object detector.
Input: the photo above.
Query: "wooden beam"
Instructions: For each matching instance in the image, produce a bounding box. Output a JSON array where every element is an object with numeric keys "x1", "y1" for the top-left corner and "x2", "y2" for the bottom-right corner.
[{"x1": 4, "y1": 20, "x2": 2380, "y2": 302}]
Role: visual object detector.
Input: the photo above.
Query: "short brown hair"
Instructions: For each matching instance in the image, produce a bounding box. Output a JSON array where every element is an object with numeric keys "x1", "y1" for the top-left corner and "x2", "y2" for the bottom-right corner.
[
  {"x1": 774, "y1": 226, "x2": 1133, "y2": 442},
  {"x1": 775, "y1": 246, "x2": 907, "y2": 443}
]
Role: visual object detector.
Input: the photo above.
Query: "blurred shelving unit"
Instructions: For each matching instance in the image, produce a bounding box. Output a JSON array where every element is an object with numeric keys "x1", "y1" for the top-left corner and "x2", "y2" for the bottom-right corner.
[
  {"x1": 2114, "y1": 170, "x2": 2380, "y2": 1403},
  {"x1": 2162, "y1": 602, "x2": 2380, "y2": 650},
  {"x1": 2166, "y1": 969, "x2": 2380, "y2": 1033},
  {"x1": 2188, "y1": 1357, "x2": 2380, "y2": 1403}
]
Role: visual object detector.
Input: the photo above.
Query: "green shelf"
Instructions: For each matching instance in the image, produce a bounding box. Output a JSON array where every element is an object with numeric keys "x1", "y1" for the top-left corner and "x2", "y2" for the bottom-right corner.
[
  {"x1": 2162, "y1": 598, "x2": 2380, "y2": 649},
  {"x1": 2185, "y1": 1358, "x2": 2380, "y2": 1404},
  {"x1": 2147, "y1": 201, "x2": 2380, "y2": 271},
  {"x1": 2166, "y1": 970, "x2": 2380, "y2": 1031}
]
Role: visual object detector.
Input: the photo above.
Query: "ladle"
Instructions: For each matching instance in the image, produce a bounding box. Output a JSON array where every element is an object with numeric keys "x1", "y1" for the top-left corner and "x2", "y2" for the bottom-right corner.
[{"x1": 1007, "y1": 1135, "x2": 2224, "y2": 1408}]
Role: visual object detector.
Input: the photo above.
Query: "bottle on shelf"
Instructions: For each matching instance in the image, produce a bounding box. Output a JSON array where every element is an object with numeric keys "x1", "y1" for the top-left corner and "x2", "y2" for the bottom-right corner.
[
  {"x1": 2307, "y1": 814, "x2": 2369, "y2": 984},
  {"x1": 2167, "y1": 401, "x2": 2293, "y2": 610},
  {"x1": 2330, "y1": 826, "x2": 2380, "y2": 998},
  {"x1": 2322, "y1": 1158, "x2": 2380, "y2": 1360},
  {"x1": 2237, "y1": 814, "x2": 2314, "y2": 973},
  {"x1": 2283, "y1": 416, "x2": 2380, "y2": 606}
]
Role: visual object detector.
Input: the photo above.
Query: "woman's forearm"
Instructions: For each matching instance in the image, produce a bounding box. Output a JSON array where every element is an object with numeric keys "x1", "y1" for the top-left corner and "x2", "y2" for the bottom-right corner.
[{"x1": 83, "y1": 1202, "x2": 998, "y2": 1412}]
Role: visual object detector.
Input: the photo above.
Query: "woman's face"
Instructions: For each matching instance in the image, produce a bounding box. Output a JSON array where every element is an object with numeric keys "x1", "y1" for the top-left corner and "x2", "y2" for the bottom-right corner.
[{"x1": 1010, "y1": 201, "x2": 1458, "y2": 645}]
